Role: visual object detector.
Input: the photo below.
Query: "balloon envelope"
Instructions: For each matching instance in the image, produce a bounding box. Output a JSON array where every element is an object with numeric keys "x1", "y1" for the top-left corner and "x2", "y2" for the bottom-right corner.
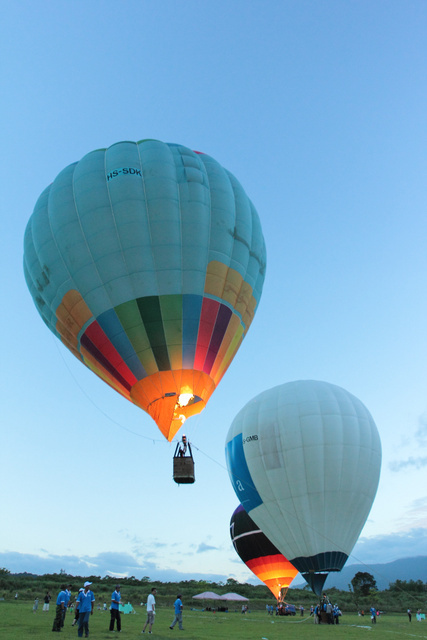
[
  {"x1": 225, "y1": 380, "x2": 381, "y2": 594},
  {"x1": 24, "y1": 140, "x2": 266, "y2": 440},
  {"x1": 230, "y1": 504, "x2": 298, "y2": 599}
]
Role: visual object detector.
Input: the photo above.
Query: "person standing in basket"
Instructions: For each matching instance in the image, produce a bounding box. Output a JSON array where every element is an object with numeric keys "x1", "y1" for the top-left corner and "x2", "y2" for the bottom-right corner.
[{"x1": 109, "y1": 584, "x2": 122, "y2": 633}]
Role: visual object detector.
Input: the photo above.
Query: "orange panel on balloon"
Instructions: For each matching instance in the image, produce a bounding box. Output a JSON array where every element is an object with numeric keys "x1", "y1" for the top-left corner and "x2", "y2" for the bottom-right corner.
[
  {"x1": 246, "y1": 556, "x2": 298, "y2": 587},
  {"x1": 130, "y1": 369, "x2": 216, "y2": 441},
  {"x1": 230, "y1": 505, "x2": 298, "y2": 600},
  {"x1": 56, "y1": 290, "x2": 93, "y2": 350}
]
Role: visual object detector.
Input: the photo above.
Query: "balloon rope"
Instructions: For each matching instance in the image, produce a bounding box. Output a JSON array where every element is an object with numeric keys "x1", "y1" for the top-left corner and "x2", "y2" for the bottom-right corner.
[
  {"x1": 52, "y1": 333, "x2": 199, "y2": 449},
  {"x1": 52, "y1": 334, "x2": 165, "y2": 443}
]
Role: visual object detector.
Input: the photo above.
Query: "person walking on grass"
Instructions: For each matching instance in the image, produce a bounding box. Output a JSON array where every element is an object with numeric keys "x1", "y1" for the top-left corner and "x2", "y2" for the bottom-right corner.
[
  {"x1": 77, "y1": 581, "x2": 95, "y2": 638},
  {"x1": 142, "y1": 587, "x2": 157, "y2": 634},
  {"x1": 169, "y1": 594, "x2": 184, "y2": 630}
]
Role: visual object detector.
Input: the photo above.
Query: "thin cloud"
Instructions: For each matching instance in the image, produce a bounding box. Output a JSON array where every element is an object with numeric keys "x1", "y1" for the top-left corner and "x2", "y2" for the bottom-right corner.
[
  {"x1": 415, "y1": 413, "x2": 427, "y2": 444},
  {"x1": 395, "y1": 496, "x2": 427, "y2": 530},
  {"x1": 1, "y1": 530, "x2": 427, "y2": 586},
  {"x1": 197, "y1": 543, "x2": 218, "y2": 553},
  {"x1": 0, "y1": 550, "x2": 228, "y2": 583},
  {"x1": 353, "y1": 527, "x2": 427, "y2": 564},
  {"x1": 389, "y1": 456, "x2": 427, "y2": 471},
  {"x1": 409, "y1": 496, "x2": 427, "y2": 510},
  {"x1": 118, "y1": 531, "x2": 169, "y2": 551}
]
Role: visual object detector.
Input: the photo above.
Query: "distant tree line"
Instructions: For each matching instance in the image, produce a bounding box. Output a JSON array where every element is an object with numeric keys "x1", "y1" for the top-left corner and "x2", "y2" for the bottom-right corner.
[
  {"x1": 389, "y1": 579, "x2": 427, "y2": 593},
  {"x1": 0, "y1": 568, "x2": 425, "y2": 613}
]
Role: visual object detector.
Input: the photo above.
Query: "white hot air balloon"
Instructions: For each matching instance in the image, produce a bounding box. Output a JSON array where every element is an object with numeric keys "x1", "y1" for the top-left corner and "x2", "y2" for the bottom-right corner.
[{"x1": 225, "y1": 380, "x2": 382, "y2": 595}]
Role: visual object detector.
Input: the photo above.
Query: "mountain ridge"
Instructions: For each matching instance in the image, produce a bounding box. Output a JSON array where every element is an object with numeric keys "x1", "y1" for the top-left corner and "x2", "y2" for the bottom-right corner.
[{"x1": 292, "y1": 556, "x2": 427, "y2": 591}]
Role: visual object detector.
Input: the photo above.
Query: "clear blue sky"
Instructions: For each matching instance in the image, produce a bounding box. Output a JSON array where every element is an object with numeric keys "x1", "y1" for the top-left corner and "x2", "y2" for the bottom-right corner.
[{"x1": 1, "y1": 0, "x2": 426, "y2": 587}]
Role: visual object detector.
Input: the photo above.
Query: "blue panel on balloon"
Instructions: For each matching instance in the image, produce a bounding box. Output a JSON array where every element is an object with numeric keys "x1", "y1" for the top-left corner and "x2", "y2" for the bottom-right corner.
[{"x1": 226, "y1": 434, "x2": 263, "y2": 512}]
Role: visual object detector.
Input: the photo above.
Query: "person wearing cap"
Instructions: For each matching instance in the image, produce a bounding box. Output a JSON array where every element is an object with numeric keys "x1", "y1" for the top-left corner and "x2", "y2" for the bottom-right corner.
[
  {"x1": 169, "y1": 594, "x2": 184, "y2": 630},
  {"x1": 77, "y1": 581, "x2": 95, "y2": 638},
  {"x1": 109, "y1": 584, "x2": 122, "y2": 632},
  {"x1": 142, "y1": 587, "x2": 157, "y2": 634}
]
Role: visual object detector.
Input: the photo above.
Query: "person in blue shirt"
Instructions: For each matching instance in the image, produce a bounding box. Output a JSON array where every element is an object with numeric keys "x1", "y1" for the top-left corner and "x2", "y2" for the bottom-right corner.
[
  {"x1": 370, "y1": 606, "x2": 377, "y2": 624},
  {"x1": 169, "y1": 594, "x2": 184, "y2": 630},
  {"x1": 109, "y1": 585, "x2": 122, "y2": 632},
  {"x1": 62, "y1": 584, "x2": 72, "y2": 628},
  {"x1": 77, "y1": 581, "x2": 95, "y2": 638},
  {"x1": 333, "y1": 604, "x2": 341, "y2": 624},
  {"x1": 52, "y1": 585, "x2": 67, "y2": 632}
]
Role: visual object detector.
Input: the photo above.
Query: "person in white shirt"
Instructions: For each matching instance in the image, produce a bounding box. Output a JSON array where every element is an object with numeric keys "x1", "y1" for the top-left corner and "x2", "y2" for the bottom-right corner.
[{"x1": 142, "y1": 588, "x2": 157, "y2": 634}]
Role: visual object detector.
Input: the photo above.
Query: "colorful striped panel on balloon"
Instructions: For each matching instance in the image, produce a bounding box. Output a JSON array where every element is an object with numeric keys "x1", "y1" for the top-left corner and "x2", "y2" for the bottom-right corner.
[
  {"x1": 55, "y1": 288, "x2": 250, "y2": 393},
  {"x1": 54, "y1": 283, "x2": 252, "y2": 440}
]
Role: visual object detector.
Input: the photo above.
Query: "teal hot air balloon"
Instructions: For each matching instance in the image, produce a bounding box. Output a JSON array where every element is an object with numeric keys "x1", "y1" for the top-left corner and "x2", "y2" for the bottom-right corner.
[
  {"x1": 24, "y1": 140, "x2": 266, "y2": 441},
  {"x1": 225, "y1": 380, "x2": 382, "y2": 595}
]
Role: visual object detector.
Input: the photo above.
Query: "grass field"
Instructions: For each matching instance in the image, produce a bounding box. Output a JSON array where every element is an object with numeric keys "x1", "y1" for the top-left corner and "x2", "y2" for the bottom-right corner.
[{"x1": 2, "y1": 602, "x2": 425, "y2": 640}]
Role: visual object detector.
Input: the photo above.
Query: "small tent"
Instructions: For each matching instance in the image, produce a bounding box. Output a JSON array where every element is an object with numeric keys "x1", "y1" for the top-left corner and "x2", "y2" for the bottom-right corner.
[
  {"x1": 220, "y1": 593, "x2": 249, "y2": 601},
  {"x1": 192, "y1": 591, "x2": 222, "y2": 600}
]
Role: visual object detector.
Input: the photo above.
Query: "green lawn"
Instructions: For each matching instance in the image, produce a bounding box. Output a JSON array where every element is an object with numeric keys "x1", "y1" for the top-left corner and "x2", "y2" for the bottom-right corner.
[{"x1": 1, "y1": 601, "x2": 422, "y2": 640}]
